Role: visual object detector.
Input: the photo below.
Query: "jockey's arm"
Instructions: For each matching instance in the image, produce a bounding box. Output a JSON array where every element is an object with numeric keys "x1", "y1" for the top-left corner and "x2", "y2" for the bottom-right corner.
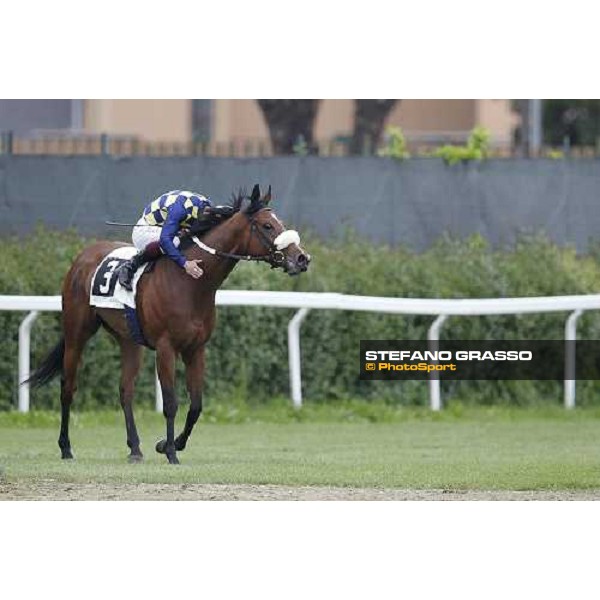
[{"x1": 159, "y1": 202, "x2": 188, "y2": 268}]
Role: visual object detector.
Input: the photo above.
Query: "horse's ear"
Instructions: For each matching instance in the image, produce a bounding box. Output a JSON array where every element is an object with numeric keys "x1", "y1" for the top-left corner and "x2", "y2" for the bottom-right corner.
[
  {"x1": 263, "y1": 185, "x2": 272, "y2": 204},
  {"x1": 250, "y1": 184, "x2": 261, "y2": 203}
]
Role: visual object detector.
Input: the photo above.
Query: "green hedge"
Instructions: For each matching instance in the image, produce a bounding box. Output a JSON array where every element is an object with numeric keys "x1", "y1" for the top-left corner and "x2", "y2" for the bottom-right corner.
[{"x1": 2, "y1": 228, "x2": 600, "y2": 411}]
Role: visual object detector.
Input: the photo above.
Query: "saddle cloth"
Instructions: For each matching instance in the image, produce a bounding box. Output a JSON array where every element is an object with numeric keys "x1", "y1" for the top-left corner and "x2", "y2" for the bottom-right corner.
[{"x1": 90, "y1": 247, "x2": 150, "y2": 309}]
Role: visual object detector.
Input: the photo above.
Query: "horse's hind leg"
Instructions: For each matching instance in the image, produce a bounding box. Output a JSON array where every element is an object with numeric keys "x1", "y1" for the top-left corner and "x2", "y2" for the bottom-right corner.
[
  {"x1": 59, "y1": 311, "x2": 100, "y2": 459},
  {"x1": 119, "y1": 340, "x2": 144, "y2": 463}
]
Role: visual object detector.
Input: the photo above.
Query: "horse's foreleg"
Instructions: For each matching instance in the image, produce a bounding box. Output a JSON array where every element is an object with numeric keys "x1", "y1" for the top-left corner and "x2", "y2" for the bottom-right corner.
[
  {"x1": 155, "y1": 342, "x2": 179, "y2": 464},
  {"x1": 175, "y1": 347, "x2": 205, "y2": 452},
  {"x1": 119, "y1": 341, "x2": 144, "y2": 463}
]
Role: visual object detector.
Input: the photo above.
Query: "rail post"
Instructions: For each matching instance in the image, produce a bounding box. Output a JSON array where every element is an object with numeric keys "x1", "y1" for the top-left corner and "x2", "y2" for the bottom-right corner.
[
  {"x1": 428, "y1": 315, "x2": 448, "y2": 411},
  {"x1": 155, "y1": 360, "x2": 163, "y2": 413},
  {"x1": 564, "y1": 309, "x2": 584, "y2": 409},
  {"x1": 18, "y1": 310, "x2": 39, "y2": 412},
  {"x1": 288, "y1": 308, "x2": 310, "y2": 408}
]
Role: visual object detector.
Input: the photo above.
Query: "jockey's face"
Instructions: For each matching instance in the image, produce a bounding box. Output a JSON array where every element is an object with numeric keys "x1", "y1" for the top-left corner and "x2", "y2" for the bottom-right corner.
[{"x1": 249, "y1": 208, "x2": 311, "y2": 275}]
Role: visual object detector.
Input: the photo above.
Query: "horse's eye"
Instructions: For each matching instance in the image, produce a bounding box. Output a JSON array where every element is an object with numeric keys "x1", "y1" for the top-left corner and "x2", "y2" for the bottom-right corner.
[{"x1": 263, "y1": 223, "x2": 273, "y2": 230}]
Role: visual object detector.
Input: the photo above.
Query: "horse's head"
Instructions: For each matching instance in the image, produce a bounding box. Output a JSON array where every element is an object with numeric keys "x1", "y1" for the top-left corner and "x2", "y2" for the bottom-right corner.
[{"x1": 241, "y1": 184, "x2": 311, "y2": 275}]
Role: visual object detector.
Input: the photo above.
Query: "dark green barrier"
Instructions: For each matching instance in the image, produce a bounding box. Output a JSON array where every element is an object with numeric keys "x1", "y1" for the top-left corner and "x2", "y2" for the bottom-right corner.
[{"x1": 3, "y1": 156, "x2": 600, "y2": 252}]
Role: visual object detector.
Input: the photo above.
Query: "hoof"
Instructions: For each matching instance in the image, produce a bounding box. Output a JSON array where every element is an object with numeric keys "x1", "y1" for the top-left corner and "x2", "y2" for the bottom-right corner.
[
  {"x1": 174, "y1": 437, "x2": 187, "y2": 451},
  {"x1": 156, "y1": 439, "x2": 179, "y2": 463},
  {"x1": 127, "y1": 453, "x2": 144, "y2": 464},
  {"x1": 61, "y1": 450, "x2": 74, "y2": 460}
]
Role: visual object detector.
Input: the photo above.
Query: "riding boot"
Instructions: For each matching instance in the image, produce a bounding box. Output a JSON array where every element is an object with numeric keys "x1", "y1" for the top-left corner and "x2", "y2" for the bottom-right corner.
[{"x1": 117, "y1": 250, "x2": 151, "y2": 291}]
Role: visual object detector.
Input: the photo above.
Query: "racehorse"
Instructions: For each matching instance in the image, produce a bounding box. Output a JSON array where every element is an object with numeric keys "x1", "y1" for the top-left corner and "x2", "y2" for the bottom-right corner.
[{"x1": 26, "y1": 184, "x2": 310, "y2": 464}]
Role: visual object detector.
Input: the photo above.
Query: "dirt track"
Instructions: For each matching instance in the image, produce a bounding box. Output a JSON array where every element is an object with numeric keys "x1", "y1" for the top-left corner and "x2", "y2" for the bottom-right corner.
[{"x1": 2, "y1": 481, "x2": 600, "y2": 500}]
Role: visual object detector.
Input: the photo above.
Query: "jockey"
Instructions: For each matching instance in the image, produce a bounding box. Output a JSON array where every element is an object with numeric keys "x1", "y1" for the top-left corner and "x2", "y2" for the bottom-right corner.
[{"x1": 117, "y1": 189, "x2": 227, "y2": 290}]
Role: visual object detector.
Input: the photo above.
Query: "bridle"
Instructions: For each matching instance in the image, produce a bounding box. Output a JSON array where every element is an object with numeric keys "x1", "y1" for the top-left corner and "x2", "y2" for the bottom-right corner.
[{"x1": 191, "y1": 208, "x2": 294, "y2": 269}]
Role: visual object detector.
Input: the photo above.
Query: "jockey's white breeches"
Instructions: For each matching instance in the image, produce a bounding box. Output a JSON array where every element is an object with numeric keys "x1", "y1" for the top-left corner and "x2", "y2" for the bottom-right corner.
[{"x1": 131, "y1": 217, "x2": 180, "y2": 251}]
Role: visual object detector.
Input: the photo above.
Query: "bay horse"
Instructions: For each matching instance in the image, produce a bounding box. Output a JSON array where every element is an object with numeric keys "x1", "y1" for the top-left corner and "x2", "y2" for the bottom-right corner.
[{"x1": 27, "y1": 184, "x2": 310, "y2": 464}]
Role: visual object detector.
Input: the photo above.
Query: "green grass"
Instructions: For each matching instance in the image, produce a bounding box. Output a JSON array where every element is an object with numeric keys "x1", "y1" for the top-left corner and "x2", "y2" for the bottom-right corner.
[{"x1": 1, "y1": 404, "x2": 600, "y2": 490}]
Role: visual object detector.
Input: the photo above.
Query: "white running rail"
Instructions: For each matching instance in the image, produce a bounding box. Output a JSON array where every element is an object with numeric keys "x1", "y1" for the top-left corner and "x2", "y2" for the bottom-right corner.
[{"x1": 4, "y1": 291, "x2": 600, "y2": 412}]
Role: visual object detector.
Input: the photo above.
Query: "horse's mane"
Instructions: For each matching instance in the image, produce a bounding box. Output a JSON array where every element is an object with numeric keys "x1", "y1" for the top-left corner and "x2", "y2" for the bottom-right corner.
[
  {"x1": 231, "y1": 188, "x2": 246, "y2": 213},
  {"x1": 180, "y1": 188, "x2": 265, "y2": 249},
  {"x1": 231, "y1": 187, "x2": 267, "y2": 215}
]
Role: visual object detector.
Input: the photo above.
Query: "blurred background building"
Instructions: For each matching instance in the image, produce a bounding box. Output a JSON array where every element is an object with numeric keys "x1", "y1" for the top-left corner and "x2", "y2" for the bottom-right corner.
[
  {"x1": 0, "y1": 99, "x2": 515, "y2": 154},
  {"x1": 0, "y1": 99, "x2": 596, "y2": 157}
]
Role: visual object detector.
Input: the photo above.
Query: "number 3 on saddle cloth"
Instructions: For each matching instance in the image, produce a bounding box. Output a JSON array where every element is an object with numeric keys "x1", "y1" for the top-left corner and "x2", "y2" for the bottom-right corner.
[{"x1": 90, "y1": 247, "x2": 153, "y2": 348}]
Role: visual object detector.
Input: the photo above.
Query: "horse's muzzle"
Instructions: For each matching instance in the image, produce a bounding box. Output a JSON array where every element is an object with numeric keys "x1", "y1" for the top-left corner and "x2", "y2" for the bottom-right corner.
[{"x1": 285, "y1": 249, "x2": 311, "y2": 276}]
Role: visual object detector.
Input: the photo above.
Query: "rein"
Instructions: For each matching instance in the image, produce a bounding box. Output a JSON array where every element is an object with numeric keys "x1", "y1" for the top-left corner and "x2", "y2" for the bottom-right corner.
[{"x1": 191, "y1": 212, "x2": 296, "y2": 268}]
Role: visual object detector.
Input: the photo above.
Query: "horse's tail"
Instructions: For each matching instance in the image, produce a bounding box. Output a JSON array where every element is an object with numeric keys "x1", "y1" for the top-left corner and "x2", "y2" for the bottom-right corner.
[{"x1": 23, "y1": 337, "x2": 65, "y2": 388}]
